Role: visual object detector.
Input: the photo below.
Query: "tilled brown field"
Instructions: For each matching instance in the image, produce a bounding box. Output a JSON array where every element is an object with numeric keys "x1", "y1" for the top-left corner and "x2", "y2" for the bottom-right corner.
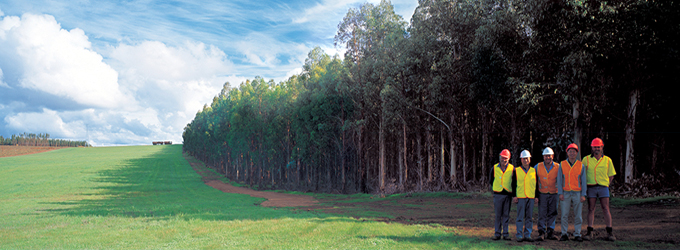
[{"x1": 0, "y1": 145, "x2": 60, "y2": 157}]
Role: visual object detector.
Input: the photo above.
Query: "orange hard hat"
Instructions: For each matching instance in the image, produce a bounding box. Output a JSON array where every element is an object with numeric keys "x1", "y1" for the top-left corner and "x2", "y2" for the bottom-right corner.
[
  {"x1": 566, "y1": 143, "x2": 579, "y2": 152},
  {"x1": 591, "y1": 138, "x2": 604, "y2": 147},
  {"x1": 500, "y1": 149, "x2": 511, "y2": 159}
]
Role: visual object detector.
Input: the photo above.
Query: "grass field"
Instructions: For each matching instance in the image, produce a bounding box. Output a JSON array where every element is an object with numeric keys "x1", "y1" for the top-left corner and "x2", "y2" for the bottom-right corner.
[{"x1": 0, "y1": 145, "x2": 522, "y2": 249}]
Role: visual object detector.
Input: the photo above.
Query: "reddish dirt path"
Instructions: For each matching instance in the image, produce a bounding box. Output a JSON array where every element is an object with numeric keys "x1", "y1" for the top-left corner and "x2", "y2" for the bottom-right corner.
[{"x1": 185, "y1": 154, "x2": 318, "y2": 207}]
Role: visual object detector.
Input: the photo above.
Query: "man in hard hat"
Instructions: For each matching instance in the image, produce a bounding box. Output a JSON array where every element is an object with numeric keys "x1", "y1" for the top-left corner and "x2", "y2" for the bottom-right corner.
[
  {"x1": 534, "y1": 147, "x2": 559, "y2": 241},
  {"x1": 557, "y1": 143, "x2": 587, "y2": 242},
  {"x1": 582, "y1": 138, "x2": 617, "y2": 241},
  {"x1": 489, "y1": 149, "x2": 515, "y2": 240},
  {"x1": 513, "y1": 150, "x2": 538, "y2": 242}
]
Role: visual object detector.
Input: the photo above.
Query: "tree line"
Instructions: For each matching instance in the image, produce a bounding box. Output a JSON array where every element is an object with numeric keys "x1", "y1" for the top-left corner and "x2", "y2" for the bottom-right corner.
[
  {"x1": 0, "y1": 133, "x2": 91, "y2": 147},
  {"x1": 183, "y1": 0, "x2": 679, "y2": 194}
]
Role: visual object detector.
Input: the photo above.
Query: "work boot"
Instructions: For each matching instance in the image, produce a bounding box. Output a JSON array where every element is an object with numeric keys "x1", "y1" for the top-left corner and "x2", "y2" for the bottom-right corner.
[
  {"x1": 606, "y1": 227, "x2": 616, "y2": 241},
  {"x1": 524, "y1": 237, "x2": 534, "y2": 242},
  {"x1": 534, "y1": 230, "x2": 544, "y2": 241},
  {"x1": 516, "y1": 237, "x2": 523, "y2": 242},
  {"x1": 491, "y1": 235, "x2": 500, "y2": 240},
  {"x1": 574, "y1": 236, "x2": 583, "y2": 242},
  {"x1": 583, "y1": 227, "x2": 594, "y2": 241},
  {"x1": 559, "y1": 234, "x2": 569, "y2": 241},
  {"x1": 503, "y1": 236, "x2": 512, "y2": 241},
  {"x1": 546, "y1": 229, "x2": 559, "y2": 240}
]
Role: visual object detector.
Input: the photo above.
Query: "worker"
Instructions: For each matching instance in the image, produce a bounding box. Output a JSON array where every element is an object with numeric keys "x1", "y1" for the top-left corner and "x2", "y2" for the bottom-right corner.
[
  {"x1": 534, "y1": 147, "x2": 559, "y2": 241},
  {"x1": 557, "y1": 143, "x2": 587, "y2": 242},
  {"x1": 513, "y1": 150, "x2": 538, "y2": 242},
  {"x1": 582, "y1": 138, "x2": 616, "y2": 241},
  {"x1": 489, "y1": 149, "x2": 515, "y2": 240}
]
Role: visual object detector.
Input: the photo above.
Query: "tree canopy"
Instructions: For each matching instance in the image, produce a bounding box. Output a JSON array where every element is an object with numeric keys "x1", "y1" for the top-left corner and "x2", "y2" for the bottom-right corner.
[{"x1": 183, "y1": 0, "x2": 679, "y2": 193}]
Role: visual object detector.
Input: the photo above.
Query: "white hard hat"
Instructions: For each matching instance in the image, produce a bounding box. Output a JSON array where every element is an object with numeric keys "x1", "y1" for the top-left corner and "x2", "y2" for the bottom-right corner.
[
  {"x1": 542, "y1": 147, "x2": 554, "y2": 155},
  {"x1": 520, "y1": 150, "x2": 531, "y2": 158}
]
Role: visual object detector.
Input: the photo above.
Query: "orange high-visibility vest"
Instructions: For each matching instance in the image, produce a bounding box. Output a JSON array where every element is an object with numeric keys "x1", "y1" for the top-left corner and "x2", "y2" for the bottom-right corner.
[
  {"x1": 537, "y1": 162, "x2": 558, "y2": 194},
  {"x1": 560, "y1": 160, "x2": 582, "y2": 192}
]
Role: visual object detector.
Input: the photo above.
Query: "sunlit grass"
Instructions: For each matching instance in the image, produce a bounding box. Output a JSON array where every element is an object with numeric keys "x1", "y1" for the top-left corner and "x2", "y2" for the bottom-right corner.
[{"x1": 0, "y1": 145, "x2": 524, "y2": 249}]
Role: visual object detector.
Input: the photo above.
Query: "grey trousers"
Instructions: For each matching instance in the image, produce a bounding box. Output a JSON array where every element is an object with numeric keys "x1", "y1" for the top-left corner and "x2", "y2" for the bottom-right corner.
[
  {"x1": 560, "y1": 191, "x2": 584, "y2": 236},
  {"x1": 493, "y1": 193, "x2": 512, "y2": 237},
  {"x1": 515, "y1": 198, "x2": 535, "y2": 239}
]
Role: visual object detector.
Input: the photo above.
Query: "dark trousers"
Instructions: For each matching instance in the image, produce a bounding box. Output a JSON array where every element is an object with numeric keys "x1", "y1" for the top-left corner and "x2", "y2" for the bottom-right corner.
[
  {"x1": 493, "y1": 193, "x2": 512, "y2": 237},
  {"x1": 537, "y1": 193, "x2": 558, "y2": 233}
]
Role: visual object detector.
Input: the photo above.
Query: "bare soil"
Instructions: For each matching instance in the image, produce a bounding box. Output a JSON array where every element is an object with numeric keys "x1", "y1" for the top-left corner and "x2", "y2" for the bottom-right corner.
[
  {"x1": 186, "y1": 154, "x2": 318, "y2": 207},
  {"x1": 0, "y1": 145, "x2": 60, "y2": 158},
  {"x1": 186, "y1": 154, "x2": 680, "y2": 249}
]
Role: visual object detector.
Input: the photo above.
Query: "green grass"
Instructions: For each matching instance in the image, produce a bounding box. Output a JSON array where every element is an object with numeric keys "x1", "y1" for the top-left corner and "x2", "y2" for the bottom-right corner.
[{"x1": 0, "y1": 145, "x2": 525, "y2": 249}]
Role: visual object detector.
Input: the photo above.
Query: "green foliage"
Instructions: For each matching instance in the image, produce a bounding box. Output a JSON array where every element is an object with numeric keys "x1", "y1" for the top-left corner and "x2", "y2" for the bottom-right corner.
[
  {"x1": 0, "y1": 133, "x2": 90, "y2": 147},
  {"x1": 184, "y1": 0, "x2": 679, "y2": 193}
]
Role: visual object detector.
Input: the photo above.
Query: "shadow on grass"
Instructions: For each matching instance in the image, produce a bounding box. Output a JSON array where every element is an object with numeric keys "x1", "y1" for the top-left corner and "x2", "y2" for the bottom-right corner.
[{"x1": 39, "y1": 145, "x2": 324, "y2": 222}]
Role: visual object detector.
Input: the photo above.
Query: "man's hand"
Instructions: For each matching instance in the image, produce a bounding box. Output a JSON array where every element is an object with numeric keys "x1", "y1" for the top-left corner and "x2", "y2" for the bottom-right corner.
[
  {"x1": 513, "y1": 197, "x2": 518, "y2": 203},
  {"x1": 580, "y1": 196, "x2": 586, "y2": 203},
  {"x1": 559, "y1": 194, "x2": 564, "y2": 201}
]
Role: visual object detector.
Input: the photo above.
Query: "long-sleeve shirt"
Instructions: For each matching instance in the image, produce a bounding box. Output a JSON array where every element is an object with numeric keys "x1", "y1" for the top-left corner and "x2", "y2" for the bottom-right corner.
[
  {"x1": 557, "y1": 159, "x2": 588, "y2": 197},
  {"x1": 489, "y1": 163, "x2": 516, "y2": 196}
]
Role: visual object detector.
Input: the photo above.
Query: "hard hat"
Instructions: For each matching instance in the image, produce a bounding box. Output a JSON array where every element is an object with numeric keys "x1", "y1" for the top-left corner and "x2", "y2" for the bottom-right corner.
[
  {"x1": 520, "y1": 150, "x2": 531, "y2": 158},
  {"x1": 499, "y1": 149, "x2": 511, "y2": 159},
  {"x1": 542, "y1": 147, "x2": 554, "y2": 155},
  {"x1": 591, "y1": 138, "x2": 604, "y2": 147},
  {"x1": 566, "y1": 143, "x2": 579, "y2": 152}
]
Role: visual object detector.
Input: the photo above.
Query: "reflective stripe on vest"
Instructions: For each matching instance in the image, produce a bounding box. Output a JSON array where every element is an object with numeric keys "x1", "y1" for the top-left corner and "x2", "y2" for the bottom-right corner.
[
  {"x1": 560, "y1": 160, "x2": 582, "y2": 191},
  {"x1": 492, "y1": 163, "x2": 514, "y2": 193},
  {"x1": 537, "y1": 162, "x2": 558, "y2": 194},
  {"x1": 584, "y1": 155, "x2": 614, "y2": 186},
  {"x1": 516, "y1": 167, "x2": 536, "y2": 198}
]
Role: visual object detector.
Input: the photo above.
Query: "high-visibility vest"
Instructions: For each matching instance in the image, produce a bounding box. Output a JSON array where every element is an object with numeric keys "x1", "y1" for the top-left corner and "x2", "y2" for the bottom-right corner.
[
  {"x1": 560, "y1": 160, "x2": 583, "y2": 192},
  {"x1": 583, "y1": 155, "x2": 616, "y2": 187},
  {"x1": 516, "y1": 166, "x2": 536, "y2": 198},
  {"x1": 492, "y1": 163, "x2": 514, "y2": 193},
  {"x1": 537, "y1": 162, "x2": 558, "y2": 194}
]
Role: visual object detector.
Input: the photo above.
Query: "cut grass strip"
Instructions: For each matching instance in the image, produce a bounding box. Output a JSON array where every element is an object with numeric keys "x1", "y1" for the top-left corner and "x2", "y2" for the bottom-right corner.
[{"x1": 0, "y1": 145, "x2": 529, "y2": 249}]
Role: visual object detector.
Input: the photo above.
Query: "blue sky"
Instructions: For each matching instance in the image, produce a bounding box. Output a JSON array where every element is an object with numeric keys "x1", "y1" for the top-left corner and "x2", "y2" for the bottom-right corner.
[{"x1": 0, "y1": 0, "x2": 418, "y2": 146}]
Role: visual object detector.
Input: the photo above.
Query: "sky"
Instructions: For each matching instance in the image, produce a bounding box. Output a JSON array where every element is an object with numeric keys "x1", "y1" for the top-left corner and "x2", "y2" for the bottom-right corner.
[{"x1": 0, "y1": 0, "x2": 418, "y2": 146}]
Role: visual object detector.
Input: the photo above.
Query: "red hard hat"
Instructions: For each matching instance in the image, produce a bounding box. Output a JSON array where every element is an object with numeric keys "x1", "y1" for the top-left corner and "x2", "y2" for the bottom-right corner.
[
  {"x1": 566, "y1": 143, "x2": 579, "y2": 152},
  {"x1": 591, "y1": 138, "x2": 604, "y2": 147},
  {"x1": 499, "y1": 149, "x2": 511, "y2": 159}
]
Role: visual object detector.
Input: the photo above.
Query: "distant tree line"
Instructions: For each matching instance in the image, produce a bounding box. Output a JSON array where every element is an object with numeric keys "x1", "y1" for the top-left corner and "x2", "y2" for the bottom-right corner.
[
  {"x1": 0, "y1": 133, "x2": 91, "y2": 147},
  {"x1": 183, "y1": 0, "x2": 679, "y2": 193}
]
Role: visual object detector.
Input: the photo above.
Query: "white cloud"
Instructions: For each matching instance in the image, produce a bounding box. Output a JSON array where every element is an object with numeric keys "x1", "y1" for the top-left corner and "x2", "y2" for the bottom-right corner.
[
  {"x1": 5, "y1": 108, "x2": 82, "y2": 138},
  {"x1": 105, "y1": 40, "x2": 240, "y2": 144},
  {"x1": 0, "y1": 68, "x2": 9, "y2": 88},
  {"x1": 0, "y1": 14, "x2": 130, "y2": 108}
]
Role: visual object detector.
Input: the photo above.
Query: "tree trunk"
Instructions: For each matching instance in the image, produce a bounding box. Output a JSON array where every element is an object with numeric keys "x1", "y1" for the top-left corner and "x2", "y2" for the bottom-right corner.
[
  {"x1": 440, "y1": 129, "x2": 445, "y2": 186},
  {"x1": 481, "y1": 108, "x2": 489, "y2": 184},
  {"x1": 572, "y1": 99, "x2": 582, "y2": 159},
  {"x1": 403, "y1": 122, "x2": 408, "y2": 186},
  {"x1": 398, "y1": 131, "x2": 404, "y2": 188},
  {"x1": 417, "y1": 130, "x2": 423, "y2": 190},
  {"x1": 427, "y1": 127, "x2": 433, "y2": 183},
  {"x1": 379, "y1": 118, "x2": 386, "y2": 193},
  {"x1": 624, "y1": 88, "x2": 639, "y2": 184}
]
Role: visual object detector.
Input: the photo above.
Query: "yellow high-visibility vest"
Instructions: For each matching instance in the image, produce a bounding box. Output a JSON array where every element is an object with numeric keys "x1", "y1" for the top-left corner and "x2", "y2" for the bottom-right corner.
[
  {"x1": 492, "y1": 163, "x2": 514, "y2": 193},
  {"x1": 516, "y1": 166, "x2": 536, "y2": 198},
  {"x1": 583, "y1": 155, "x2": 616, "y2": 187}
]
